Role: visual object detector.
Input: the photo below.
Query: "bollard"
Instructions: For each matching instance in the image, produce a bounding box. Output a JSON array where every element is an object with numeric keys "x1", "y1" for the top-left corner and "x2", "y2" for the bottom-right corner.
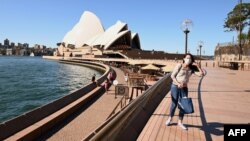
[
  {"x1": 206, "y1": 62, "x2": 207, "y2": 67},
  {"x1": 213, "y1": 62, "x2": 215, "y2": 67}
]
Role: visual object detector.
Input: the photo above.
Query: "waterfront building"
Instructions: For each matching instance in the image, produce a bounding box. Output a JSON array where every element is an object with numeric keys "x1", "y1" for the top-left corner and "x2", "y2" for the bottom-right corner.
[
  {"x1": 20, "y1": 49, "x2": 27, "y2": 56},
  {"x1": 17, "y1": 43, "x2": 23, "y2": 47},
  {"x1": 6, "y1": 48, "x2": 12, "y2": 55},
  {"x1": 4, "y1": 39, "x2": 10, "y2": 47},
  {"x1": 10, "y1": 42, "x2": 15, "y2": 48},
  {"x1": 23, "y1": 43, "x2": 29, "y2": 48},
  {"x1": 34, "y1": 44, "x2": 40, "y2": 49},
  {"x1": 57, "y1": 11, "x2": 140, "y2": 58},
  {"x1": 214, "y1": 42, "x2": 250, "y2": 61},
  {"x1": 55, "y1": 11, "x2": 185, "y2": 61},
  {"x1": 14, "y1": 47, "x2": 21, "y2": 55}
]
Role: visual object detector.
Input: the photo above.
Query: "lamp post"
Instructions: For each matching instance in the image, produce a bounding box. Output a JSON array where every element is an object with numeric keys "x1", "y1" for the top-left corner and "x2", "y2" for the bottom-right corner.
[
  {"x1": 182, "y1": 19, "x2": 193, "y2": 54},
  {"x1": 197, "y1": 47, "x2": 199, "y2": 56},
  {"x1": 62, "y1": 42, "x2": 65, "y2": 60},
  {"x1": 198, "y1": 41, "x2": 204, "y2": 65}
]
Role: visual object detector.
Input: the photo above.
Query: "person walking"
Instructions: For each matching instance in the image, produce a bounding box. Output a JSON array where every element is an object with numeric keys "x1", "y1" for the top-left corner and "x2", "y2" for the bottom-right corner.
[
  {"x1": 165, "y1": 53, "x2": 204, "y2": 130},
  {"x1": 108, "y1": 70, "x2": 116, "y2": 84},
  {"x1": 103, "y1": 78, "x2": 110, "y2": 94},
  {"x1": 124, "y1": 73, "x2": 128, "y2": 85},
  {"x1": 92, "y1": 74, "x2": 96, "y2": 85}
]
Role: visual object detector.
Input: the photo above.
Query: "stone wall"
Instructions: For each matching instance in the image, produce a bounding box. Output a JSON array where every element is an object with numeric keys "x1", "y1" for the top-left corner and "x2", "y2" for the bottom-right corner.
[{"x1": 214, "y1": 44, "x2": 250, "y2": 61}]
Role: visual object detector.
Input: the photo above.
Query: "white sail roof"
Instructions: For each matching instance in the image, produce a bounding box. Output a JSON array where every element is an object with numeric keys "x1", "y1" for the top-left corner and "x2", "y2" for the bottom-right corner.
[
  {"x1": 131, "y1": 33, "x2": 141, "y2": 49},
  {"x1": 87, "y1": 21, "x2": 127, "y2": 46},
  {"x1": 62, "y1": 11, "x2": 104, "y2": 47},
  {"x1": 104, "y1": 30, "x2": 131, "y2": 50},
  {"x1": 62, "y1": 11, "x2": 141, "y2": 50}
]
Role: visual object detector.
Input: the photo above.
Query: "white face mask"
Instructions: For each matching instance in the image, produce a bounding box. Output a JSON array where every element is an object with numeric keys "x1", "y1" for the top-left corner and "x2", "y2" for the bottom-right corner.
[{"x1": 184, "y1": 58, "x2": 192, "y2": 65}]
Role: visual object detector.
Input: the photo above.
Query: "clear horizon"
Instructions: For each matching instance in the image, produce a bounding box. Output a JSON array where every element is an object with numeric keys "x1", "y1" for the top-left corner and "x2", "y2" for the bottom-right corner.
[{"x1": 1, "y1": 0, "x2": 249, "y2": 55}]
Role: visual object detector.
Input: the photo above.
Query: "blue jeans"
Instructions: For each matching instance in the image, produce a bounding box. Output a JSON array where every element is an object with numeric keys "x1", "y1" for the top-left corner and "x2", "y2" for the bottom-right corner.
[{"x1": 169, "y1": 84, "x2": 188, "y2": 120}]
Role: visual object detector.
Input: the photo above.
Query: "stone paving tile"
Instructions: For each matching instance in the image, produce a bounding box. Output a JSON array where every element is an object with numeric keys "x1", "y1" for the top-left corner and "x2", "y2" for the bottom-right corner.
[
  {"x1": 138, "y1": 67, "x2": 250, "y2": 141},
  {"x1": 41, "y1": 67, "x2": 125, "y2": 141}
]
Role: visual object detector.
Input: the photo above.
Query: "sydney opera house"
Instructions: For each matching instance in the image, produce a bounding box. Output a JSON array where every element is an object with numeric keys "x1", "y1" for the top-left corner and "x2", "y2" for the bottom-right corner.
[{"x1": 54, "y1": 11, "x2": 184, "y2": 61}]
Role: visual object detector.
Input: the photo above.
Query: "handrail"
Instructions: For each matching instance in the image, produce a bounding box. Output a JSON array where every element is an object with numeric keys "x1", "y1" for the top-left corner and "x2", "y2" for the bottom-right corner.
[
  {"x1": 106, "y1": 95, "x2": 127, "y2": 120},
  {"x1": 83, "y1": 74, "x2": 172, "y2": 141}
]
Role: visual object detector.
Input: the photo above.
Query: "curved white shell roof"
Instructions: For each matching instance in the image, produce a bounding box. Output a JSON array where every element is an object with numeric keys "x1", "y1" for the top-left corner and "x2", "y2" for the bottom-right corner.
[
  {"x1": 104, "y1": 30, "x2": 131, "y2": 50},
  {"x1": 86, "y1": 21, "x2": 128, "y2": 47},
  {"x1": 62, "y1": 11, "x2": 141, "y2": 50},
  {"x1": 63, "y1": 11, "x2": 104, "y2": 47},
  {"x1": 131, "y1": 33, "x2": 141, "y2": 49}
]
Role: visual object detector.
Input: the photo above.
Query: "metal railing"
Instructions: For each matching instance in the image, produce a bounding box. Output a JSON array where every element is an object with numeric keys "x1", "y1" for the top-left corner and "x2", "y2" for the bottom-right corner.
[
  {"x1": 106, "y1": 95, "x2": 128, "y2": 120},
  {"x1": 83, "y1": 74, "x2": 172, "y2": 141}
]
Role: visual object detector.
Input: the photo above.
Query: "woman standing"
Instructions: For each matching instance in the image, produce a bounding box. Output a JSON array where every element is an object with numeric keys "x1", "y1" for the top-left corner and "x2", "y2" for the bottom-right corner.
[{"x1": 166, "y1": 53, "x2": 204, "y2": 130}]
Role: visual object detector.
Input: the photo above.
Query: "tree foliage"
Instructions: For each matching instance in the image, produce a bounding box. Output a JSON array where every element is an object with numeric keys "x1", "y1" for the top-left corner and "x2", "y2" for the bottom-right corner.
[
  {"x1": 238, "y1": 32, "x2": 248, "y2": 45},
  {"x1": 224, "y1": 2, "x2": 250, "y2": 32}
]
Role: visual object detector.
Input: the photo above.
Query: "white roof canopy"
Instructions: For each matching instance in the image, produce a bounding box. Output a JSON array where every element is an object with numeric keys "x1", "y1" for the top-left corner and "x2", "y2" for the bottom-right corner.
[{"x1": 62, "y1": 11, "x2": 141, "y2": 50}]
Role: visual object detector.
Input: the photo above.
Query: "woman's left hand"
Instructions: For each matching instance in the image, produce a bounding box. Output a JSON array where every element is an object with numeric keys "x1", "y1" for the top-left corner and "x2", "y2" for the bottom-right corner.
[{"x1": 192, "y1": 62, "x2": 199, "y2": 67}]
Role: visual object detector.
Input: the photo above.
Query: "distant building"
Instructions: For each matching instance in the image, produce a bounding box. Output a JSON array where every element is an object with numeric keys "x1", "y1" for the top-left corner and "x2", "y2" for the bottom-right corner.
[
  {"x1": 10, "y1": 42, "x2": 15, "y2": 48},
  {"x1": 41, "y1": 45, "x2": 46, "y2": 49},
  {"x1": 34, "y1": 44, "x2": 40, "y2": 49},
  {"x1": 214, "y1": 42, "x2": 250, "y2": 61},
  {"x1": 56, "y1": 11, "x2": 141, "y2": 58},
  {"x1": 0, "y1": 43, "x2": 2, "y2": 48},
  {"x1": 20, "y1": 49, "x2": 27, "y2": 56},
  {"x1": 4, "y1": 39, "x2": 10, "y2": 47},
  {"x1": 15, "y1": 47, "x2": 21, "y2": 55},
  {"x1": 17, "y1": 43, "x2": 23, "y2": 47},
  {"x1": 6, "y1": 48, "x2": 12, "y2": 55},
  {"x1": 54, "y1": 11, "x2": 187, "y2": 60},
  {"x1": 23, "y1": 43, "x2": 29, "y2": 48}
]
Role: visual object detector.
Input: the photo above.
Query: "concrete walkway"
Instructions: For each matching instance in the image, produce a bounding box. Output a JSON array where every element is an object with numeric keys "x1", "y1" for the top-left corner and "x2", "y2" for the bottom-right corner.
[
  {"x1": 39, "y1": 67, "x2": 126, "y2": 141},
  {"x1": 137, "y1": 67, "x2": 250, "y2": 141}
]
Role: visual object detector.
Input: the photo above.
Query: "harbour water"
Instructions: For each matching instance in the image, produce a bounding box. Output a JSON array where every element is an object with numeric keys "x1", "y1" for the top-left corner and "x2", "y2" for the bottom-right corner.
[{"x1": 0, "y1": 56, "x2": 102, "y2": 123}]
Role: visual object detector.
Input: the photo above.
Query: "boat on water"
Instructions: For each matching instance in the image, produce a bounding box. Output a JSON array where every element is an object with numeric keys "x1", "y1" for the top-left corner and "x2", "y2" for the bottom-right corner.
[{"x1": 30, "y1": 52, "x2": 35, "y2": 57}]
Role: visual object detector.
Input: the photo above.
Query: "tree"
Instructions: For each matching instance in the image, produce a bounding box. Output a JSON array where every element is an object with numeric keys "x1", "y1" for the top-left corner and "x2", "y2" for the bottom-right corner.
[
  {"x1": 224, "y1": 2, "x2": 250, "y2": 60},
  {"x1": 238, "y1": 32, "x2": 248, "y2": 46},
  {"x1": 247, "y1": 28, "x2": 250, "y2": 44},
  {"x1": 224, "y1": 2, "x2": 250, "y2": 33}
]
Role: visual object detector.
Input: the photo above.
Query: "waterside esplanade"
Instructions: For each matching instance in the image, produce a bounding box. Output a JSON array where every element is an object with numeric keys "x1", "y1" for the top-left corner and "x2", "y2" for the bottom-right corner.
[{"x1": 3, "y1": 11, "x2": 250, "y2": 141}]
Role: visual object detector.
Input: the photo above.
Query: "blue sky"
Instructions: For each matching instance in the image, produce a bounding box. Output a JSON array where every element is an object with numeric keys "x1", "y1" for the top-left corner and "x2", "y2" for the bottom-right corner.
[{"x1": 1, "y1": 0, "x2": 249, "y2": 55}]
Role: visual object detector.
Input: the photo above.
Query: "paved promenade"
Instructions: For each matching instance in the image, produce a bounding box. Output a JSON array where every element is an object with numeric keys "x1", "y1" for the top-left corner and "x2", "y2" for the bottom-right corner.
[
  {"x1": 138, "y1": 67, "x2": 250, "y2": 141},
  {"x1": 39, "y1": 67, "x2": 126, "y2": 141}
]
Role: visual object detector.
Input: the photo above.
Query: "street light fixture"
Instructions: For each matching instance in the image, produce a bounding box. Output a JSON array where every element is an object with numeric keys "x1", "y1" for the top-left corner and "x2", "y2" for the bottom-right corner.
[
  {"x1": 197, "y1": 47, "x2": 199, "y2": 56},
  {"x1": 62, "y1": 42, "x2": 65, "y2": 60},
  {"x1": 182, "y1": 19, "x2": 193, "y2": 54},
  {"x1": 198, "y1": 41, "x2": 204, "y2": 64}
]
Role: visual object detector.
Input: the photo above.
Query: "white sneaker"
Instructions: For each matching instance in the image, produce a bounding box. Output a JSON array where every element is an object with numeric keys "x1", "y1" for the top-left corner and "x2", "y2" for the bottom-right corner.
[
  {"x1": 178, "y1": 123, "x2": 187, "y2": 130},
  {"x1": 165, "y1": 118, "x2": 171, "y2": 126}
]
